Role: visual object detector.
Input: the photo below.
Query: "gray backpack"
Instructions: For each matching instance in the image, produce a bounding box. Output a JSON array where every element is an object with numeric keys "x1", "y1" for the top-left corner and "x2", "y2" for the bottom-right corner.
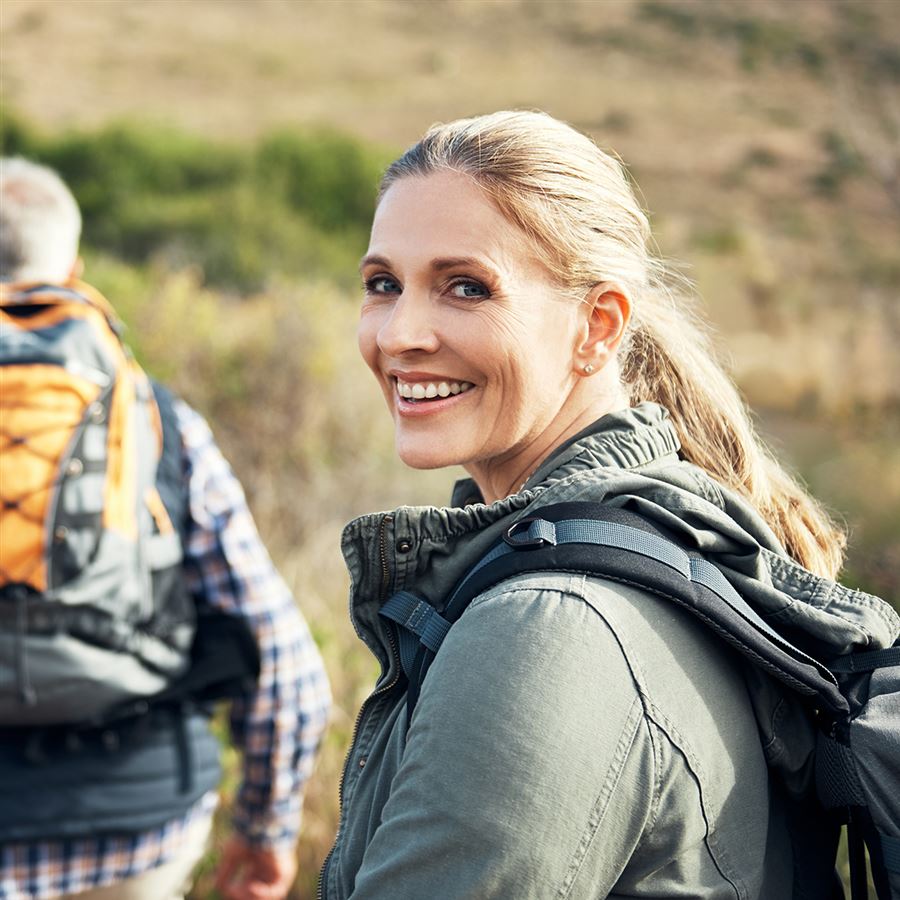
[
  {"x1": 0, "y1": 283, "x2": 195, "y2": 727},
  {"x1": 382, "y1": 502, "x2": 900, "y2": 898},
  {"x1": 818, "y1": 648, "x2": 900, "y2": 898}
]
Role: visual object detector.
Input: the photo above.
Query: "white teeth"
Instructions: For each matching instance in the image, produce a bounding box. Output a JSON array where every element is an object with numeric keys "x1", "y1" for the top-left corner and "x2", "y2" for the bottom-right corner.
[{"x1": 397, "y1": 378, "x2": 474, "y2": 400}]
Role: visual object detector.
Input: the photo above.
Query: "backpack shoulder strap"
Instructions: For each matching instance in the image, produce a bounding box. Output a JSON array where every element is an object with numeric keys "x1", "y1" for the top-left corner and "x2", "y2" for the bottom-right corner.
[
  {"x1": 150, "y1": 385, "x2": 263, "y2": 704},
  {"x1": 149, "y1": 381, "x2": 189, "y2": 544},
  {"x1": 381, "y1": 501, "x2": 847, "y2": 730}
]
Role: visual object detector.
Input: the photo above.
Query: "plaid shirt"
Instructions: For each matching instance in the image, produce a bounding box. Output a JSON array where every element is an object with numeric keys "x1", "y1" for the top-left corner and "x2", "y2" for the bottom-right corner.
[{"x1": 1, "y1": 399, "x2": 332, "y2": 899}]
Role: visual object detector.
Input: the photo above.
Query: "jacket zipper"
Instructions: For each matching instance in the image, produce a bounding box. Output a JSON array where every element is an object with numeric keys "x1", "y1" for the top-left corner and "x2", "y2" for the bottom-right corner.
[{"x1": 318, "y1": 513, "x2": 402, "y2": 899}]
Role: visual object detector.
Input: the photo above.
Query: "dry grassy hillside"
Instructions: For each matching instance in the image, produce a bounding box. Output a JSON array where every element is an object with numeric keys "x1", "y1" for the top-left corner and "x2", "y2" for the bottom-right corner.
[
  {"x1": 2, "y1": 1, "x2": 898, "y2": 896},
  {"x1": 5, "y1": 0, "x2": 898, "y2": 578},
  {"x1": 4, "y1": 0, "x2": 899, "y2": 404}
]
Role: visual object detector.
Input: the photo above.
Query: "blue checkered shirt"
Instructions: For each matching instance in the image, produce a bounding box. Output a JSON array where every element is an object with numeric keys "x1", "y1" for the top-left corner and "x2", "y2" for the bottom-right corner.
[{"x1": 1, "y1": 399, "x2": 332, "y2": 899}]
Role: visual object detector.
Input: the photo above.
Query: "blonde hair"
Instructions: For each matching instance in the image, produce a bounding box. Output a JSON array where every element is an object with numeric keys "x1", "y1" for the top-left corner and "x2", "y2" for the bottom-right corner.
[
  {"x1": 0, "y1": 157, "x2": 81, "y2": 283},
  {"x1": 380, "y1": 110, "x2": 846, "y2": 577}
]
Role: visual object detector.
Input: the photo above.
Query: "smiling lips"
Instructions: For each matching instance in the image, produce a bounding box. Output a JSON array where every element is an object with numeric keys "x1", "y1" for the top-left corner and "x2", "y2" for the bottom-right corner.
[{"x1": 396, "y1": 378, "x2": 475, "y2": 401}]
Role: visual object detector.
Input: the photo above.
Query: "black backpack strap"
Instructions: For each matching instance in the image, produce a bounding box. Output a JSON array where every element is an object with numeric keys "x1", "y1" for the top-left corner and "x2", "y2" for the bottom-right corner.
[
  {"x1": 381, "y1": 502, "x2": 848, "y2": 730},
  {"x1": 145, "y1": 606, "x2": 262, "y2": 709},
  {"x1": 829, "y1": 646, "x2": 900, "y2": 674}
]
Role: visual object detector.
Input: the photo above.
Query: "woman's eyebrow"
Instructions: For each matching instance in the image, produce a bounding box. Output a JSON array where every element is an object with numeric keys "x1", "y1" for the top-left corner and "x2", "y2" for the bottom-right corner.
[
  {"x1": 359, "y1": 255, "x2": 496, "y2": 275},
  {"x1": 359, "y1": 254, "x2": 391, "y2": 273},
  {"x1": 430, "y1": 256, "x2": 490, "y2": 273}
]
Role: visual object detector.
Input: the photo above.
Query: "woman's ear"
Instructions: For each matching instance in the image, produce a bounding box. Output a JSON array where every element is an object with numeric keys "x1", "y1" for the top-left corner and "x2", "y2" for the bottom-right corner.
[{"x1": 574, "y1": 283, "x2": 631, "y2": 374}]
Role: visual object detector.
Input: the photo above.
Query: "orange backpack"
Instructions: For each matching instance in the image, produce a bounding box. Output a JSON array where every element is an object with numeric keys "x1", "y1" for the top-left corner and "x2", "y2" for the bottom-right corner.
[{"x1": 0, "y1": 282, "x2": 194, "y2": 726}]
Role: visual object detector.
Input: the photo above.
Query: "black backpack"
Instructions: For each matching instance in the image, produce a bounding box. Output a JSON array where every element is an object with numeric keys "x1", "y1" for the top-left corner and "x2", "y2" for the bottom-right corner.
[{"x1": 380, "y1": 502, "x2": 900, "y2": 900}]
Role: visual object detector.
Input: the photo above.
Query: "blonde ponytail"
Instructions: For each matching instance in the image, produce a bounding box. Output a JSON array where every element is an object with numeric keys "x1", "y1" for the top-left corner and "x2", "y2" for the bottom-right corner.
[
  {"x1": 381, "y1": 110, "x2": 847, "y2": 578},
  {"x1": 623, "y1": 287, "x2": 846, "y2": 577}
]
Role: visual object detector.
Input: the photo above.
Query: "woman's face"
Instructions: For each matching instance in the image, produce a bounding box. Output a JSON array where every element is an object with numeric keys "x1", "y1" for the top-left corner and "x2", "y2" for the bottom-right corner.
[{"x1": 358, "y1": 171, "x2": 590, "y2": 496}]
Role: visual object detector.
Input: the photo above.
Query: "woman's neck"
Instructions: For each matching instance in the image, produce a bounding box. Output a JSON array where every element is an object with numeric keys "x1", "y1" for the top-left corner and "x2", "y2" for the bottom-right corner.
[{"x1": 467, "y1": 380, "x2": 629, "y2": 503}]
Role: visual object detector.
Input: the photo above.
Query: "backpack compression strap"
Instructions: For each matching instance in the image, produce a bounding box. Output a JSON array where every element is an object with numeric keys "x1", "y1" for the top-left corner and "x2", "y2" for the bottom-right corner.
[
  {"x1": 151, "y1": 381, "x2": 189, "y2": 543},
  {"x1": 379, "y1": 502, "x2": 848, "y2": 730}
]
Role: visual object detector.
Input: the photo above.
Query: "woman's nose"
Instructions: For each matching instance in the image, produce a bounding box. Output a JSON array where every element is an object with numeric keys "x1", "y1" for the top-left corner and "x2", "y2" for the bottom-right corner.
[{"x1": 376, "y1": 293, "x2": 440, "y2": 356}]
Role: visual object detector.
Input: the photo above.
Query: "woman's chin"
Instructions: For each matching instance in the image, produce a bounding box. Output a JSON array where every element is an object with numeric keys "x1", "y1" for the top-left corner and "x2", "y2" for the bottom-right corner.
[{"x1": 395, "y1": 440, "x2": 460, "y2": 472}]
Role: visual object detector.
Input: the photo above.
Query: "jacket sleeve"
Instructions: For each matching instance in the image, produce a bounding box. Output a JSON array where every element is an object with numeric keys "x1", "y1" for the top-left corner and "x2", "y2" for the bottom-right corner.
[
  {"x1": 349, "y1": 575, "x2": 655, "y2": 899},
  {"x1": 174, "y1": 398, "x2": 332, "y2": 851}
]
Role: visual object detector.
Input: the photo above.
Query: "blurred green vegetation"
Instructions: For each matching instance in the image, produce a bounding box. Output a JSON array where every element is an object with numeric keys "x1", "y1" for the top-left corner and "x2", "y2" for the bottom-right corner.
[
  {"x1": 1, "y1": 112, "x2": 392, "y2": 292},
  {"x1": 2, "y1": 101, "x2": 897, "y2": 897}
]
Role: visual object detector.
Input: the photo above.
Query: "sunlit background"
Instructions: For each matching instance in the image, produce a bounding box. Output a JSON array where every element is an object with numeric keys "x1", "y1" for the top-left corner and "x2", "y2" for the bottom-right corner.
[{"x1": 2, "y1": 0, "x2": 898, "y2": 895}]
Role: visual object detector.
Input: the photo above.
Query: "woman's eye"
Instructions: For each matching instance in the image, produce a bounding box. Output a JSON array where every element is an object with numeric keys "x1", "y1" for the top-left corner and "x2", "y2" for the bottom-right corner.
[
  {"x1": 449, "y1": 280, "x2": 489, "y2": 300},
  {"x1": 365, "y1": 276, "x2": 402, "y2": 295}
]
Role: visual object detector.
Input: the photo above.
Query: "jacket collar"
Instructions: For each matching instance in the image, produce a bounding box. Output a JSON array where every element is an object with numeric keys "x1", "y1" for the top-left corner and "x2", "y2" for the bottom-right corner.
[
  {"x1": 450, "y1": 403, "x2": 682, "y2": 506},
  {"x1": 342, "y1": 401, "x2": 897, "y2": 682},
  {"x1": 341, "y1": 403, "x2": 682, "y2": 674}
]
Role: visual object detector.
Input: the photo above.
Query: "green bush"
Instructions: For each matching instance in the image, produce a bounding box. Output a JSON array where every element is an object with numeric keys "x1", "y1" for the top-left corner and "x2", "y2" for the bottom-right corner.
[
  {"x1": 1, "y1": 112, "x2": 391, "y2": 293},
  {"x1": 257, "y1": 128, "x2": 391, "y2": 233}
]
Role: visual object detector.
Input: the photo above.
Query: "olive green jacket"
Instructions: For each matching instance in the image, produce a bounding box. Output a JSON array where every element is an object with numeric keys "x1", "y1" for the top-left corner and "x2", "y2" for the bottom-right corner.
[{"x1": 321, "y1": 404, "x2": 898, "y2": 899}]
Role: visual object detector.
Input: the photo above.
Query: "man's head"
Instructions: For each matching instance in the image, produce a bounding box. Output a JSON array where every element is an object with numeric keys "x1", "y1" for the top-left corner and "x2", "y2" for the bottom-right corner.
[{"x1": 0, "y1": 157, "x2": 81, "y2": 283}]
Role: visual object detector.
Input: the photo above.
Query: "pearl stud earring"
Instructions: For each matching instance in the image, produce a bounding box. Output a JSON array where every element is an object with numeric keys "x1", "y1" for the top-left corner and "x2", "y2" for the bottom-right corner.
[{"x1": 583, "y1": 363, "x2": 595, "y2": 375}]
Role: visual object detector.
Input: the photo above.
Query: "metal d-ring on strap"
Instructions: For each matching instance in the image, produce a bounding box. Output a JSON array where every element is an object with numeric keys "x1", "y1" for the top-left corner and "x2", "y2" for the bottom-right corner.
[
  {"x1": 458, "y1": 516, "x2": 785, "y2": 644},
  {"x1": 465, "y1": 516, "x2": 691, "y2": 583},
  {"x1": 517, "y1": 518, "x2": 688, "y2": 567}
]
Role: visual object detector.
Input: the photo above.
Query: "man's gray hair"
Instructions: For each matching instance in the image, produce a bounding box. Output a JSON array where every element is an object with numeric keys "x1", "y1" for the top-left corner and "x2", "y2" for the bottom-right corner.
[{"x1": 0, "y1": 157, "x2": 82, "y2": 283}]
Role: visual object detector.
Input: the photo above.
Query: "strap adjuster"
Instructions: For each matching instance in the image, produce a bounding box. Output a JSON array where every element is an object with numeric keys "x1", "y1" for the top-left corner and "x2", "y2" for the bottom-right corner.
[{"x1": 503, "y1": 517, "x2": 557, "y2": 549}]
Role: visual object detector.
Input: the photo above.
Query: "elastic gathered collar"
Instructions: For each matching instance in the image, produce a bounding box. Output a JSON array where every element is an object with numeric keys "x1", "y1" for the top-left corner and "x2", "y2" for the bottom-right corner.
[{"x1": 450, "y1": 403, "x2": 680, "y2": 507}]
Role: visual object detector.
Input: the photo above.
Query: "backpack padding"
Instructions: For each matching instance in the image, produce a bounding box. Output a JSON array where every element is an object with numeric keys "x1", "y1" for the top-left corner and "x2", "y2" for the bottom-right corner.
[
  {"x1": 0, "y1": 366, "x2": 106, "y2": 590},
  {"x1": 0, "y1": 285, "x2": 125, "y2": 379},
  {"x1": 0, "y1": 291, "x2": 124, "y2": 592}
]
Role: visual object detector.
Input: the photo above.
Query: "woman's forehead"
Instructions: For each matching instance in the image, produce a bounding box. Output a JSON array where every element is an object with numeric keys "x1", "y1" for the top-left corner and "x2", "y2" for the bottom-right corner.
[
  {"x1": 374, "y1": 171, "x2": 502, "y2": 229},
  {"x1": 368, "y1": 172, "x2": 537, "y2": 272}
]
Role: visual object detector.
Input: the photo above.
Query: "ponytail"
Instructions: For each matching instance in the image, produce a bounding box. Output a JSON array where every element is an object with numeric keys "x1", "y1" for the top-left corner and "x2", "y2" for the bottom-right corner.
[{"x1": 623, "y1": 284, "x2": 846, "y2": 578}]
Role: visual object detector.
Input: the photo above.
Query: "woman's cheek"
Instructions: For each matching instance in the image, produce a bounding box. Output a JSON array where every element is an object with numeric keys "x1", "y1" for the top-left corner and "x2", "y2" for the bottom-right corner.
[{"x1": 357, "y1": 313, "x2": 380, "y2": 373}]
